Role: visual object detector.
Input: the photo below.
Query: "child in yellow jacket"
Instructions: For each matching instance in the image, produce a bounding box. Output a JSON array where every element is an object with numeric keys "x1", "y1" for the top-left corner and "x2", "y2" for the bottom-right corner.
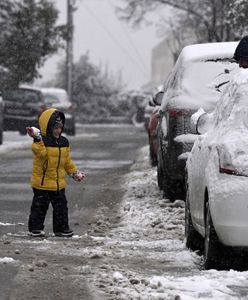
[{"x1": 26, "y1": 108, "x2": 85, "y2": 237}]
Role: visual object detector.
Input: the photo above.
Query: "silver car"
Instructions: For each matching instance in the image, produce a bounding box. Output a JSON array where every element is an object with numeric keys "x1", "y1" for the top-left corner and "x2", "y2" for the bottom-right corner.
[{"x1": 41, "y1": 88, "x2": 76, "y2": 136}]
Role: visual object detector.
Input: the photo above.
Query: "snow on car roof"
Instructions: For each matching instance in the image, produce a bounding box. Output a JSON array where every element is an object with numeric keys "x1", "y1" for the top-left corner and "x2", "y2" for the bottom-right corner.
[
  {"x1": 19, "y1": 85, "x2": 67, "y2": 95},
  {"x1": 179, "y1": 41, "x2": 238, "y2": 63},
  {"x1": 41, "y1": 87, "x2": 67, "y2": 94}
]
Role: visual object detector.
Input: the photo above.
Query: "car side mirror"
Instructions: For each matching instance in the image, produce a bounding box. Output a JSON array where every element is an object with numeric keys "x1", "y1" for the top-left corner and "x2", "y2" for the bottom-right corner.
[
  {"x1": 154, "y1": 91, "x2": 164, "y2": 106},
  {"x1": 196, "y1": 113, "x2": 213, "y2": 134},
  {"x1": 148, "y1": 99, "x2": 155, "y2": 106},
  {"x1": 190, "y1": 108, "x2": 209, "y2": 134}
]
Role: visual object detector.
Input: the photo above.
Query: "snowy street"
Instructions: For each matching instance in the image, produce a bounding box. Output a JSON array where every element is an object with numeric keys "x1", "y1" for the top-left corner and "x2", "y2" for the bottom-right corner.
[{"x1": 0, "y1": 125, "x2": 248, "y2": 300}]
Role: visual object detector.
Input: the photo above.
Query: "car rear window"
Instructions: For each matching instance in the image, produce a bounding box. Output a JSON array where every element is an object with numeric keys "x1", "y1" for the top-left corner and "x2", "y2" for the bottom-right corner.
[
  {"x1": 2, "y1": 89, "x2": 41, "y2": 103},
  {"x1": 167, "y1": 59, "x2": 239, "y2": 110},
  {"x1": 42, "y1": 92, "x2": 69, "y2": 104}
]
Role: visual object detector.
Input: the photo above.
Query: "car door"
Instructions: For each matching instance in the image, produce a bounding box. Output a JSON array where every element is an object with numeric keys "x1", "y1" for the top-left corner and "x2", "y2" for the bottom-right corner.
[{"x1": 188, "y1": 132, "x2": 212, "y2": 232}]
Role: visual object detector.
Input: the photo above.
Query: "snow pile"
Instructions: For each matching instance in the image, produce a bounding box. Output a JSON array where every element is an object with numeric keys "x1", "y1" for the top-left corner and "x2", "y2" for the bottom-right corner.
[
  {"x1": 88, "y1": 147, "x2": 202, "y2": 299},
  {"x1": 0, "y1": 222, "x2": 16, "y2": 226},
  {"x1": 88, "y1": 146, "x2": 248, "y2": 300},
  {"x1": 0, "y1": 257, "x2": 18, "y2": 264}
]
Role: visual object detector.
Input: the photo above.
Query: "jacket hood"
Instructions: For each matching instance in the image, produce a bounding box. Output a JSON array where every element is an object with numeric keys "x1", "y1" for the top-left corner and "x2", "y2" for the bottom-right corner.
[
  {"x1": 233, "y1": 36, "x2": 248, "y2": 61},
  {"x1": 39, "y1": 108, "x2": 65, "y2": 137}
]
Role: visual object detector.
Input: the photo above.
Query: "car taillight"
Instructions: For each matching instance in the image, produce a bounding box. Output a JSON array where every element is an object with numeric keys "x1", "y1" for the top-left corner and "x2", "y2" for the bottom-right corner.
[
  {"x1": 218, "y1": 148, "x2": 248, "y2": 177},
  {"x1": 38, "y1": 104, "x2": 46, "y2": 116},
  {"x1": 168, "y1": 109, "x2": 186, "y2": 117}
]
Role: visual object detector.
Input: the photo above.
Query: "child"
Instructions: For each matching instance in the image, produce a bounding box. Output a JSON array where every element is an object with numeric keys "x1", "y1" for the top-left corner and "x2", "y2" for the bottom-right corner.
[{"x1": 26, "y1": 108, "x2": 85, "y2": 237}]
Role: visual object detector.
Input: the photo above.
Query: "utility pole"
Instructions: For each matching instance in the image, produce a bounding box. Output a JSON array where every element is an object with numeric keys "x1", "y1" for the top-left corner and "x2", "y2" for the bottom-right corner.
[{"x1": 66, "y1": 0, "x2": 74, "y2": 100}]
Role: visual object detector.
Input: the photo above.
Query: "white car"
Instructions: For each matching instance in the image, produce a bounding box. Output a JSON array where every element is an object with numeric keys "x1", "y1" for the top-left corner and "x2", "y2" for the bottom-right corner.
[{"x1": 186, "y1": 68, "x2": 248, "y2": 270}]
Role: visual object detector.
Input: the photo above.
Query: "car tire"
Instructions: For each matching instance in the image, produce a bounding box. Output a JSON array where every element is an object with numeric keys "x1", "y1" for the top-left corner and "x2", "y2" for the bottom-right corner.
[
  {"x1": 157, "y1": 140, "x2": 165, "y2": 190},
  {"x1": 204, "y1": 202, "x2": 222, "y2": 270},
  {"x1": 149, "y1": 145, "x2": 157, "y2": 167},
  {"x1": 0, "y1": 128, "x2": 3, "y2": 145},
  {"x1": 185, "y1": 189, "x2": 203, "y2": 252},
  {"x1": 162, "y1": 154, "x2": 177, "y2": 200},
  {"x1": 163, "y1": 157, "x2": 185, "y2": 201},
  {"x1": 131, "y1": 112, "x2": 145, "y2": 128}
]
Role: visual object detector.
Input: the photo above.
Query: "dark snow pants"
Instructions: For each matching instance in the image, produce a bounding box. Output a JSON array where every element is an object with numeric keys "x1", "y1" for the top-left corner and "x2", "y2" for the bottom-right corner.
[{"x1": 28, "y1": 188, "x2": 70, "y2": 233}]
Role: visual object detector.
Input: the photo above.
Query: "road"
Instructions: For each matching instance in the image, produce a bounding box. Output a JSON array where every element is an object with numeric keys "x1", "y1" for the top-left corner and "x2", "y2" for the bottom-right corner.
[
  {"x1": 0, "y1": 124, "x2": 147, "y2": 300},
  {"x1": 1, "y1": 125, "x2": 248, "y2": 300}
]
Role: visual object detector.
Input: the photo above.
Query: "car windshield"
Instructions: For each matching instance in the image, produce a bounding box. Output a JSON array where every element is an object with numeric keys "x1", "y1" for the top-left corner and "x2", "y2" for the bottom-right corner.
[
  {"x1": 2, "y1": 89, "x2": 41, "y2": 103},
  {"x1": 168, "y1": 59, "x2": 239, "y2": 110},
  {"x1": 42, "y1": 91, "x2": 69, "y2": 104}
]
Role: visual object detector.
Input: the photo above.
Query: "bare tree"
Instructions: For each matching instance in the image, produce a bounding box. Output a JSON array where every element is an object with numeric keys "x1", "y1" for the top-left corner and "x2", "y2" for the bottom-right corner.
[{"x1": 117, "y1": 0, "x2": 248, "y2": 43}]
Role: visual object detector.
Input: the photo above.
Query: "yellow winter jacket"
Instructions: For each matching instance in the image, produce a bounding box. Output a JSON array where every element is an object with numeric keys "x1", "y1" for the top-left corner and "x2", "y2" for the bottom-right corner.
[{"x1": 31, "y1": 108, "x2": 77, "y2": 191}]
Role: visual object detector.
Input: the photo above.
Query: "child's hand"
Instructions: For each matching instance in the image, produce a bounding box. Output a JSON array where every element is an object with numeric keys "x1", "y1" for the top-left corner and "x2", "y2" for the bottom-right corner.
[
  {"x1": 72, "y1": 171, "x2": 86, "y2": 182},
  {"x1": 26, "y1": 127, "x2": 41, "y2": 139}
]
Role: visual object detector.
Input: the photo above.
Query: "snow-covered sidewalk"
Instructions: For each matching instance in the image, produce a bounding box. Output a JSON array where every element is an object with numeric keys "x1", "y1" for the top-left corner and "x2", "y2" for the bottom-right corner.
[{"x1": 87, "y1": 146, "x2": 248, "y2": 300}]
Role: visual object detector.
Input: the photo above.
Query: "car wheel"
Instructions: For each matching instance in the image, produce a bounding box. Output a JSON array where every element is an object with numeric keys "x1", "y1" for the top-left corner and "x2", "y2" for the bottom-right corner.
[
  {"x1": 204, "y1": 202, "x2": 222, "y2": 270},
  {"x1": 149, "y1": 145, "x2": 157, "y2": 167},
  {"x1": 0, "y1": 128, "x2": 3, "y2": 145},
  {"x1": 157, "y1": 156, "x2": 163, "y2": 190},
  {"x1": 185, "y1": 190, "x2": 203, "y2": 252},
  {"x1": 163, "y1": 164, "x2": 185, "y2": 201},
  {"x1": 157, "y1": 140, "x2": 165, "y2": 190},
  {"x1": 148, "y1": 132, "x2": 157, "y2": 167}
]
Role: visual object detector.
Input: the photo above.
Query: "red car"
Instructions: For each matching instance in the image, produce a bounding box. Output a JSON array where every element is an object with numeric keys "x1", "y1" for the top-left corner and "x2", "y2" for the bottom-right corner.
[{"x1": 146, "y1": 91, "x2": 164, "y2": 166}]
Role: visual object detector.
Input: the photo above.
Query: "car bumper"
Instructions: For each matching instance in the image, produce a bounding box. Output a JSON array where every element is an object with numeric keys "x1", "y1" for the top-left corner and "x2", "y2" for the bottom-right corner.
[{"x1": 209, "y1": 174, "x2": 248, "y2": 247}]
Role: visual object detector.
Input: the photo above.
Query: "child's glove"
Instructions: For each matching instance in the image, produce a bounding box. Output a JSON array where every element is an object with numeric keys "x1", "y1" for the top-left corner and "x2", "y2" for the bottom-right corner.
[
  {"x1": 71, "y1": 171, "x2": 86, "y2": 182},
  {"x1": 26, "y1": 127, "x2": 41, "y2": 140}
]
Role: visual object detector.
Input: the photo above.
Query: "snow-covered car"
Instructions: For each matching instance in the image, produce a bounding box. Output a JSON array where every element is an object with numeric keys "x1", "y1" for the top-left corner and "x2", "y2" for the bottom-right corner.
[
  {"x1": 185, "y1": 68, "x2": 248, "y2": 270},
  {"x1": 157, "y1": 41, "x2": 239, "y2": 200},
  {"x1": 146, "y1": 91, "x2": 163, "y2": 166},
  {"x1": 40, "y1": 88, "x2": 76, "y2": 136}
]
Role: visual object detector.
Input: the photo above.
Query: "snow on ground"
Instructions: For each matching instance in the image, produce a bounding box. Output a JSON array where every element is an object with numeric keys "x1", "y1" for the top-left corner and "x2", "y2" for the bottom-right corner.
[
  {"x1": 16, "y1": 145, "x2": 248, "y2": 300},
  {"x1": 2, "y1": 132, "x2": 248, "y2": 299},
  {"x1": 83, "y1": 146, "x2": 248, "y2": 300},
  {"x1": 0, "y1": 257, "x2": 19, "y2": 264}
]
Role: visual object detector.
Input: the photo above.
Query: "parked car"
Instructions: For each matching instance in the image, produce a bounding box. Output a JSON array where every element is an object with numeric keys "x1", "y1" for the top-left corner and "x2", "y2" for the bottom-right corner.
[
  {"x1": 0, "y1": 92, "x2": 3, "y2": 144},
  {"x1": 2, "y1": 87, "x2": 46, "y2": 135},
  {"x1": 40, "y1": 88, "x2": 76, "y2": 136},
  {"x1": 185, "y1": 68, "x2": 248, "y2": 270},
  {"x1": 146, "y1": 91, "x2": 164, "y2": 166},
  {"x1": 144, "y1": 85, "x2": 163, "y2": 132},
  {"x1": 157, "y1": 41, "x2": 239, "y2": 201},
  {"x1": 144, "y1": 96, "x2": 154, "y2": 133}
]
